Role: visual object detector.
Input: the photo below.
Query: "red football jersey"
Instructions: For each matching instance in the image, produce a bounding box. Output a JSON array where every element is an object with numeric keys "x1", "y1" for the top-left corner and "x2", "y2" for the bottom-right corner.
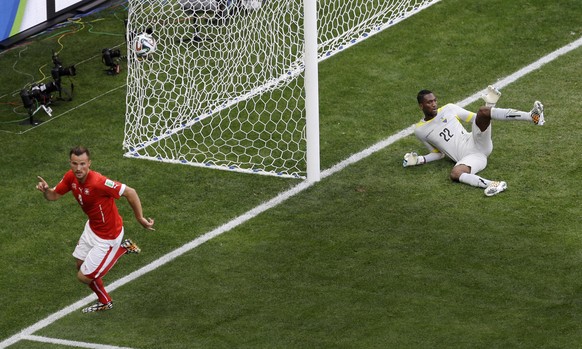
[{"x1": 55, "y1": 170, "x2": 126, "y2": 240}]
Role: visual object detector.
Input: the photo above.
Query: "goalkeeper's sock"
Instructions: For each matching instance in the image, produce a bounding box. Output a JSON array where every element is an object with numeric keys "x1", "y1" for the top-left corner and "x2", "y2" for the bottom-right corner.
[
  {"x1": 459, "y1": 173, "x2": 491, "y2": 189},
  {"x1": 491, "y1": 107, "x2": 533, "y2": 122},
  {"x1": 89, "y1": 278, "x2": 112, "y2": 305}
]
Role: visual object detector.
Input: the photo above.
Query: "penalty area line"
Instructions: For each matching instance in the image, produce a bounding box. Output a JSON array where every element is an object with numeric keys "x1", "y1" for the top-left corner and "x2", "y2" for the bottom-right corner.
[{"x1": 1, "y1": 36, "x2": 582, "y2": 349}]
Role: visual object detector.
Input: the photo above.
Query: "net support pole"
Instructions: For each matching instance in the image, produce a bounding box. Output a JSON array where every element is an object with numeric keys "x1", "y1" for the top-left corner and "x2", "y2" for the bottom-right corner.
[{"x1": 303, "y1": 0, "x2": 321, "y2": 182}]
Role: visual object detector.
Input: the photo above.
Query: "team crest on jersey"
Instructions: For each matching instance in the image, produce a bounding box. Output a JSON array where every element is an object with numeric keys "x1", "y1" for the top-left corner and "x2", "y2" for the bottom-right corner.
[
  {"x1": 84, "y1": 188, "x2": 90, "y2": 195},
  {"x1": 105, "y1": 179, "x2": 117, "y2": 189},
  {"x1": 440, "y1": 116, "x2": 448, "y2": 123}
]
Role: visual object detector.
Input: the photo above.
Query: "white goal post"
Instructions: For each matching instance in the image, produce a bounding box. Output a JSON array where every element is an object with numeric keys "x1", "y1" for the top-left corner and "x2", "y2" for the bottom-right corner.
[{"x1": 124, "y1": 0, "x2": 441, "y2": 180}]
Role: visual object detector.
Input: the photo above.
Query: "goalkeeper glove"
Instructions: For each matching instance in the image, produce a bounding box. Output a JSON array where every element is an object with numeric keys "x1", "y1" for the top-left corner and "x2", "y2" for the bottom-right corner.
[
  {"x1": 403, "y1": 152, "x2": 424, "y2": 167},
  {"x1": 481, "y1": 85, "x2": 501, "y2": 107}
]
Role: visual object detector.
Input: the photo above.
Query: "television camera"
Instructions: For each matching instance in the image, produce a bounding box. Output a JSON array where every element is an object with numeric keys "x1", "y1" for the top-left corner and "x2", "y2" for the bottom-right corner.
[
  {"x1": 102, "y1": 48, "x2": 124, "y2": 75},
  {"x1": 50, "y1": 51, "x2": 76, "y2": 90},
  {"x1": 20, "y1": 52, "x2": 76, "y2": 124}
]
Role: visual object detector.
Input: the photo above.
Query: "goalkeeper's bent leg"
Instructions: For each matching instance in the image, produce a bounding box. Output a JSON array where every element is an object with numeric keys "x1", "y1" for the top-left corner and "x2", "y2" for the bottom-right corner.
[{"x1": 459, "y1": 173, "x2": 491, "y2": 189}]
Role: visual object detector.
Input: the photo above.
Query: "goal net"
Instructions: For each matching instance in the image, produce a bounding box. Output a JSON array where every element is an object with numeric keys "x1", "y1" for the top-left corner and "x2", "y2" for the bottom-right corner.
[{"x1": 124, "y1": 0, "x2": 440, "y2": 179}]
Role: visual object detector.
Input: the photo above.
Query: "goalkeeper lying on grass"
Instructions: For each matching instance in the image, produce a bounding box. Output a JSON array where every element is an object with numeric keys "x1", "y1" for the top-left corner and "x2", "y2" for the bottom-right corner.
[{"x1": 403, "y1": 87, "x2": 545, "y2": 196}]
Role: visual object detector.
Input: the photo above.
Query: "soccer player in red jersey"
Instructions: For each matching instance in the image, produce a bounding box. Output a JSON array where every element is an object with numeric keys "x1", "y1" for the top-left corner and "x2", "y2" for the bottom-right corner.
[{"x1": 36, "y1": 146, "x2": 155, "y2": 313}]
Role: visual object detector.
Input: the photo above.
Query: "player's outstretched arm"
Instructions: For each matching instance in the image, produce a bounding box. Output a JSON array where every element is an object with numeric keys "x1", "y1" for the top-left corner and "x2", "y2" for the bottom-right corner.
[
  {"x1": 36, "y1": 176, "x2": 62, "y2": 201},
  {"x1": 123, "y1": 186, "x2": 155, "y2": 231},
  {"x1": 402, "y1": 152, "x2": 445, "y2": 167}
]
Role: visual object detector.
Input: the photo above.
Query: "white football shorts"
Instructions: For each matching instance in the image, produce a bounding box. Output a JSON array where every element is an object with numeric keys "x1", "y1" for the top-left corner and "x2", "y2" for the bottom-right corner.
[
  {"x1": 73, "y1": 221, "x2": 124, "y2": 279},
  {"x1": 455, "y1": 121, "x2": 493, "y2": 174}
]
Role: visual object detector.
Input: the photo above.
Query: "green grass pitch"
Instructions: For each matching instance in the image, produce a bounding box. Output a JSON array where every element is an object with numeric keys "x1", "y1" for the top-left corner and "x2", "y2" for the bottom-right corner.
[{"x1": 1, "y1": 0, "x2": 582, "y2": 348}]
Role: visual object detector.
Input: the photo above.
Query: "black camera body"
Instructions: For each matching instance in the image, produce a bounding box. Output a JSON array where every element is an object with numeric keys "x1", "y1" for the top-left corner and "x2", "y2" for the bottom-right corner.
[
  {"x1": 20, "y1": 82, "x2": 59, "y2": 110},
  {"x1": 51, "y1": 52, "x2": 76, "y2": 89},
  {"x1": 51, "y1": 64, "x2": 76, "y2": 81},
  {"x1": 102, "y1": 48, "x2": 123, "y2": 74}
]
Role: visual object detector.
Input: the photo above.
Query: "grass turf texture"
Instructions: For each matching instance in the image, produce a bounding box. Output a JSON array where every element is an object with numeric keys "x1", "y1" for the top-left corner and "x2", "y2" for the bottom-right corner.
[{"x1": 1, "y1": 0, "x2": 582, "y2": 347}]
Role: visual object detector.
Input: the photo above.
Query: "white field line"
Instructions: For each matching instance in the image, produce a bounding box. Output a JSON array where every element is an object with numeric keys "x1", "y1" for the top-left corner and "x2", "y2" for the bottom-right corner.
[
  {"x1": 2, "y1": 35, "x2": 582, "y2": 349},
  {"x1": 21, "y1": 335, "x2": 136, "y2": 349}
]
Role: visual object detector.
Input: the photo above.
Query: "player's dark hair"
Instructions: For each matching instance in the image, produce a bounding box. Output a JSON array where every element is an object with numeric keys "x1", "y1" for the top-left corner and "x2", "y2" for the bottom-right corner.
[
  {"x1": 417, "y1": 89, "x2": 433, "y2": 104},
  {"x1": 70, "y1": 146, "x2": 90, "y2": 159}
]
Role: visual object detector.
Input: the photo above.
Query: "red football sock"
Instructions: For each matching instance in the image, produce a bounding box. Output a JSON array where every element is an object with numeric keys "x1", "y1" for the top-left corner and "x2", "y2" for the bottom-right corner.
[{"x1": 89, "y1": 278, "x2": 111, "y2": 304}]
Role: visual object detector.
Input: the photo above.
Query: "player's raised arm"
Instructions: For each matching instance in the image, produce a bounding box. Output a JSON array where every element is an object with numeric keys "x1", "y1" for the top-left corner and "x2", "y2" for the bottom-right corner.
[{"x1": 36, "y1": 176, "x2": 61, "y2": 201}]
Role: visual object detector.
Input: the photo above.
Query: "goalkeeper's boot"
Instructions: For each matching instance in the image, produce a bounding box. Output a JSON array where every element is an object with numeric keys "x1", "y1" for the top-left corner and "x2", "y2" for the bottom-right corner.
[
  {"x1": 121, "y1": 239, "x2": 141, "y2": 254},
  {"x1": 484, "y1": 181, "x2": 507, "y2": 197},
  {"x1": 530, "y1": 101, "x2": 545, "y2": 126},
  {"x1": 82, "y1": 301, "x2": 113, "y2": 313}
]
